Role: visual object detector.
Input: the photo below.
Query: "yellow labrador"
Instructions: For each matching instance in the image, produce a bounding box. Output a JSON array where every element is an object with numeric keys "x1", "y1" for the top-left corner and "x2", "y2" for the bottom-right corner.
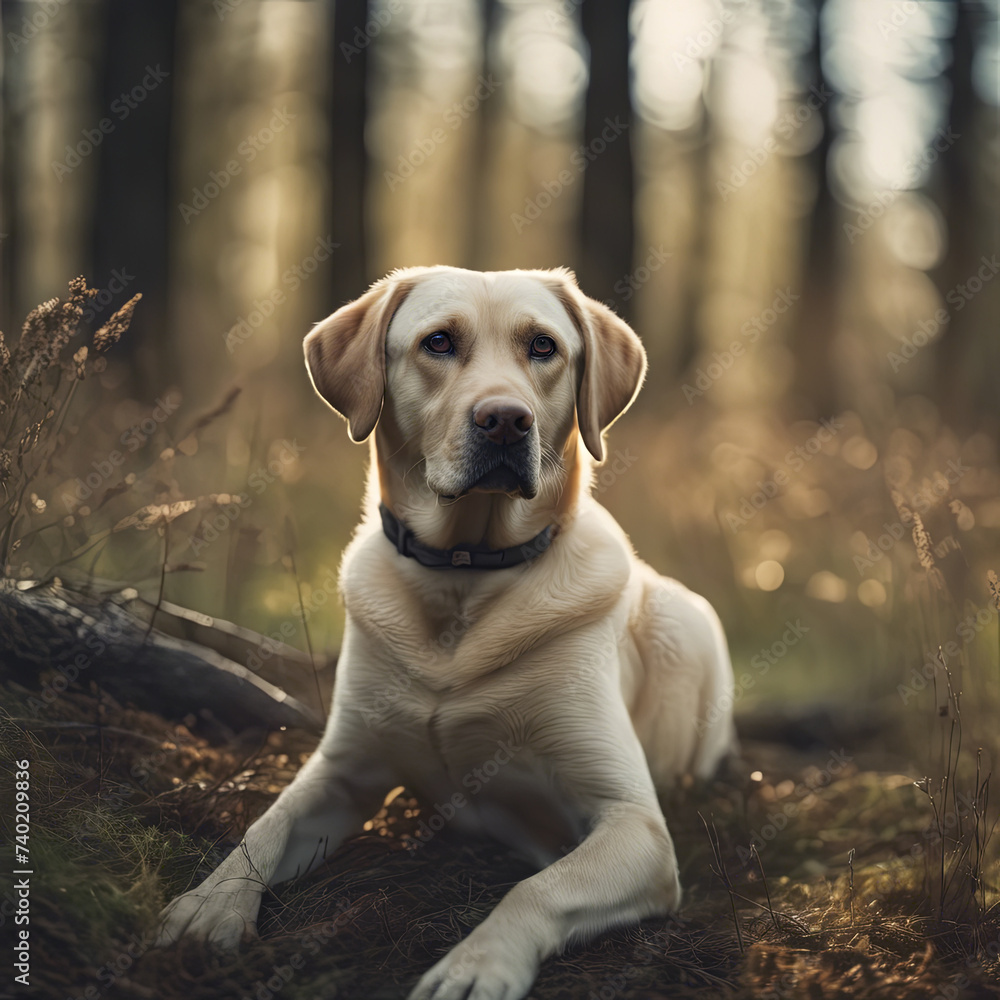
[{"x1": 157, "y1": 266, "x2": 736, "y2": 1000}]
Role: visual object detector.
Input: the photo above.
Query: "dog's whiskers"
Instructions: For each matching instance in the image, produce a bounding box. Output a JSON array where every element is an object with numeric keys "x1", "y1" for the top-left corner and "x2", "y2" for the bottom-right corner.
[
  {"x1": 384, "y1": 438, "x2": 412, "y2": 462},
  {"x1": 400, "y1": 456, "x2": 427, "y2": 493},
  {"x1": 539, "y1": 443, "x2": 565, "y2": 474}
]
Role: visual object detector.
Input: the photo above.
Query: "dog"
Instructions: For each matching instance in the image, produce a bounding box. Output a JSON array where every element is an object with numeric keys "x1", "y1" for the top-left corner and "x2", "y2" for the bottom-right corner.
[{"x1": 157, "y1": 265, "x2": 736, "y2": 1000}]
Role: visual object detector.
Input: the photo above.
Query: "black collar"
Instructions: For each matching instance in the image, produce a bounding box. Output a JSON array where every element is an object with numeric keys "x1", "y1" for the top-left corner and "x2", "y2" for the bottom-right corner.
[{"x1": 379, "y1": 503, "x2": 555, "y2": 570}]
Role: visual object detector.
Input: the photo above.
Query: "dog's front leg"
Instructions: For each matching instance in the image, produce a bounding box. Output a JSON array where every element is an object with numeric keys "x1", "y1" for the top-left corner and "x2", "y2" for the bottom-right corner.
[
  {"x1": 410, "y1": 644, "x2": 681, "y2": 1000},
  {"x1": 408, "y1": 625, "x2": 686, "y2": 1000},
  {"x1": 156, "y1": 726, "x2": 392, "y2": 950},
  {"x1": 408, "y1": 796, "x2": 679, "y2": 1000}
]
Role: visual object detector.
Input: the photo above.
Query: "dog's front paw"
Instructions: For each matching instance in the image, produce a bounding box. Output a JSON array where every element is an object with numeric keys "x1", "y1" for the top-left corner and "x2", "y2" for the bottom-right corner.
[
  {"x1": 155, "y1": 884, "x2": 262, "y2": 951},
  {"x1": 408, "y1": 930, "x2": 539, "y2": 1000}
]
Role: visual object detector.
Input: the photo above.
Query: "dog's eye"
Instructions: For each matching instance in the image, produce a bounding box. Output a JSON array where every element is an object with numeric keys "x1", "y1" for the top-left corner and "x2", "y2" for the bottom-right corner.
[
  {"x1": 529, "y1": 335, "x2": 556, "y2": 359},
  {"x1": 423, "y1": 332, "x2": 454, "y2": 355}
]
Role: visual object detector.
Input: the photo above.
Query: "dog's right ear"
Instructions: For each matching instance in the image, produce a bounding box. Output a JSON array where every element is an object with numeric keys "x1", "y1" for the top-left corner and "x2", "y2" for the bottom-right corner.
[{"x1": 303, "y1": 273, "x2": 416, "y2": 442}]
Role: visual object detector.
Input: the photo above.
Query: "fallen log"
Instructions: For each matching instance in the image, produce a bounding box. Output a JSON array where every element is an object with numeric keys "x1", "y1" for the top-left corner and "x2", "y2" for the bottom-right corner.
[{"x1": 0, "y1": 577, "x2": 326, "y2": 737}]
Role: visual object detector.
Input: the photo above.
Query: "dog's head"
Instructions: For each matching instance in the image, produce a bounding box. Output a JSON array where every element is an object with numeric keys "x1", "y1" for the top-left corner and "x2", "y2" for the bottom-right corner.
[{"x1": 304, "y1": 266, "x2": 645, "y2": 505}]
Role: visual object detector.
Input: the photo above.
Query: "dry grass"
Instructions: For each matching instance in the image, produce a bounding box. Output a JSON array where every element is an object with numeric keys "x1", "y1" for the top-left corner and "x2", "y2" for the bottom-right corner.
[{"x1": 0, "y1": 278, "x2": 141, "y2": 572}]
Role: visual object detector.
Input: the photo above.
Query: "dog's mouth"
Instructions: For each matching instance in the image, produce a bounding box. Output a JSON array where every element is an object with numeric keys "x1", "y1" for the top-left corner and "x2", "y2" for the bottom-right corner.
[
  {"x1": 439, "y1": 445, "x2": 539, "y2": 501},
  {"x1": 469, "y1": 464, "x2": 534, "y2": 497}
]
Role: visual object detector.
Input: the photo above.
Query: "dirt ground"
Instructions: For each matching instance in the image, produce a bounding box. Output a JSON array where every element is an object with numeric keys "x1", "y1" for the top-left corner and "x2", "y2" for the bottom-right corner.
[{"x1": 3, "y1": 670, "x2": 999, "y2": 1000}]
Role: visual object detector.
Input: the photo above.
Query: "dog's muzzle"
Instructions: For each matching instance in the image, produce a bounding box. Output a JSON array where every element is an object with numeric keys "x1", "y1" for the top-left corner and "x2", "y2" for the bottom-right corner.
[{"x1": 442, "y1": 397, "x2": 541, "y2": 500}]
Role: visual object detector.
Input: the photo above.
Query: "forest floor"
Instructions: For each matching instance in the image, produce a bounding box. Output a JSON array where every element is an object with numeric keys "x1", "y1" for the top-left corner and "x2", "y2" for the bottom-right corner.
[{"x1": 4, "y1": 669, "x2": 999, "y2": 1000}]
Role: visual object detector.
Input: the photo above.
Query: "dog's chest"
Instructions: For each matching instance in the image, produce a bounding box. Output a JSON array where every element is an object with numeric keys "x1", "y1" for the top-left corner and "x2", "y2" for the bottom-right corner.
[
  {"x1": 353, "y1": 636, "x2": 587, "y2": 858},
  {"x1": 372, "y1": 686, "x2": 584, "y2": 860},
  {"x1": 365, "y1": 568, "x2": 514, "y2": 687}
]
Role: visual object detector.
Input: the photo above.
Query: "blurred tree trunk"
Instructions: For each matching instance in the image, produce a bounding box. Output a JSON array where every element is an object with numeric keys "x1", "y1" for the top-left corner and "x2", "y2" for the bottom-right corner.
[
  {"x1": 465, "y1": 0, "x2": 498, "y2": 270},
  {"x1": 676, "y1": 115, "x2": 711, "y2": 375},
  {"x1": 328, "y1": 0, "x2": 370, "y2": 309},
  {"x1": 93, "y1": 0, "x2": 178, "y2": 397},
  {"x1": 2, "y1": 3, "x2": 98, "y2": 342},
  {"x1": 579, "y1": 0, "x2": 633, "y2": 317},
  {"x1": 788, "y1": 0, "x2": 839, "y2": 419},
  {"x1": 933, "y1": 0, "x2": 984, "y2": 425}
]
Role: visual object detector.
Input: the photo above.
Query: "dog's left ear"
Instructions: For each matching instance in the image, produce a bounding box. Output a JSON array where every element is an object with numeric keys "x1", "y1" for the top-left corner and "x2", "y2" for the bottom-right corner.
[
  {"x1": 546, "y1": 270, "x2": 647, "y2": 463},
  {"x1": 303, "y1": 272, "x2": 416, "y2": 442}
]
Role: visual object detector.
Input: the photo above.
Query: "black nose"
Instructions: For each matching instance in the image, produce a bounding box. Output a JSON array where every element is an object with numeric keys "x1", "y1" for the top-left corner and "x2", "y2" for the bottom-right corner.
[{"x1": 473, "y1": 397, "x2": 534, "y2": 445}]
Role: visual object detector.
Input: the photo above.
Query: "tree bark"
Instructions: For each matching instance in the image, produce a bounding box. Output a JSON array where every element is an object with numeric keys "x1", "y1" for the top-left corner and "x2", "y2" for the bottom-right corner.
[{"x1": 0, "y1": 579, "x2": 325, "y2": 739}]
